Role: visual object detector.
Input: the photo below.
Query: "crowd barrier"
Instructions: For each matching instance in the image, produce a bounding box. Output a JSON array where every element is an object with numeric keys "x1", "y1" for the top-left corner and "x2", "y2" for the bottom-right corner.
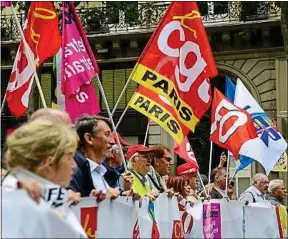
[{"x1": 2, "y1": 189, "x2": 287, "y2": 238}]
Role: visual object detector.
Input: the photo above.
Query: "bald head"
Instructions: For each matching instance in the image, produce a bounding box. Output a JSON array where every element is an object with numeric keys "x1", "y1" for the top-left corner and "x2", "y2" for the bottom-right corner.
[{"x1": 30, "y1": 108, "x2": 72, "y2": 125}]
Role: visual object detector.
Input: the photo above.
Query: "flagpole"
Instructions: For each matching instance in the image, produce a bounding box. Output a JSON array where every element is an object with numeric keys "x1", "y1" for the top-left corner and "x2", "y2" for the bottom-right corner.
[
  {"x1": 11, "y1": 4, "x2": 47, "y2": 108},
  {"x1": 225, "y1": 153, "x2": 230, "y2": 198},
  {"x1": 197, "y1": 172, "x2": 208, "y2": 198},
  {"x1": 207, "y1": 141, "x2": 213, "y2": 197},
  {"x1": 115, "y1": 103, "x2": 129, "y2": 129},
  {"x1": 143, "y1": 120, "x2": 150, "y2": 146},
  {"x1": 1, "y1": 94, "x2": 6, "y2": 113},
  {"x1": 96, "y1": 74, "x2": 127, "y2": 171},
  {"x1": 111, "y1": 76, "x2": 133, "y2": 117}
]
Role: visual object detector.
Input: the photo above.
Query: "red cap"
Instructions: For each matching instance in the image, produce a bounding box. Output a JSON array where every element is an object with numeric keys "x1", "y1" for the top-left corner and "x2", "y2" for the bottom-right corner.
[
  {"x1": 177, "y1": 162, "x2": 199, "y2": 175},
  {"x1": 111, "y1": 133, "x2": 132, "y2": 147},
  {"x1": 126, "y1": 144, "x2": 153, "y2": 160}
]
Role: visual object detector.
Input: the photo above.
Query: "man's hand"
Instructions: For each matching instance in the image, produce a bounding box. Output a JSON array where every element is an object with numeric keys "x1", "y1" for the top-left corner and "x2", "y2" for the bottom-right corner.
[
  {"x1": 67, "y1": 190, "x2": 81, "y2": 205},
  {"x1": 106, "y1": 188, "x2": 120, "y2": 199},
  {"x1": 121, "y1": 172, "x2": 133, "y2": 191},
  {"x1": 121, "y1": 189, "x2": 141, "y2": 201},
  {"x1": 218, "y1": 153, "x2": 227, "y2": 167},
  {"x1": 17, "y1": 180, "x2": 41, "y2": 204},
  {"x1": 90, "y1": 189, "x2": 106, "y2": 203}
]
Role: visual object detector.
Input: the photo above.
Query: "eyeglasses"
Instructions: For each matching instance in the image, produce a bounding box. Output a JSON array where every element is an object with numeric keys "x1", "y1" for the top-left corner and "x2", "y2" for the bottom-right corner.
[{"x1": 162, "y1": 157, "x2": 173, "y2": 163}]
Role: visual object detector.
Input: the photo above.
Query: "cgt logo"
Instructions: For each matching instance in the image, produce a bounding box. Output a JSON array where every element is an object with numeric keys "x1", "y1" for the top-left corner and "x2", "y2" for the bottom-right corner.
[{"x1": 81, "y1": 207, "x2": 98, "y2": 238}]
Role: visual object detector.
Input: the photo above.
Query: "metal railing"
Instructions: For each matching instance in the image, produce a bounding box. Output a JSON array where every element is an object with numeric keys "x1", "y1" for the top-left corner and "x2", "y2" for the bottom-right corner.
[{"x1": 0, "y1": 2, "x2": 281, "y2": 41}]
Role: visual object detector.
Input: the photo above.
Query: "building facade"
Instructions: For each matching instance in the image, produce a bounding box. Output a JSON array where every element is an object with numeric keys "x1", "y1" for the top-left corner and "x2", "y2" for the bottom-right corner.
[{"x1": 1, "y1": 2, "x2": 287, "y2": 198}]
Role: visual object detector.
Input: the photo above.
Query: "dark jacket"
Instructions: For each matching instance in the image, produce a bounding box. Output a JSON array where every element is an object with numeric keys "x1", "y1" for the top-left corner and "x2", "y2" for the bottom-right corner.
[
  {"x1": 68, "y1": 151, "x2": 95, "y2": 197},
  {"x1": 266, "y1": 194, "x2": 283, "y2": 206},
  {"x1": 209, "y1": 187, "x2": 224, "y2": 199},
  {"x1": 102, "y1": 161, "x2": 124, "y2": 188},
  {"x1": 69, "y1": 151, "x2": 124, "y2": 197}
]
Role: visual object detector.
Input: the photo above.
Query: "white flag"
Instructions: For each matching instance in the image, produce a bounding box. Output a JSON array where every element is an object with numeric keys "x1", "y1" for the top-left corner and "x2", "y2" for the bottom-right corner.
[{"x1": 234, "y1": 79, "x2": 287, "y2": 174}]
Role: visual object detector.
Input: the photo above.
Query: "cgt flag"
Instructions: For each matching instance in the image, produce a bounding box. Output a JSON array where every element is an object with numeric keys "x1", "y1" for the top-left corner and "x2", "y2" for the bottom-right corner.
[
  {"x1": 62, "y1": 2, "x2": 100, "y2": 122},
  {"x1": 234, "y1": 79, "x2": 287, "y2": 175},
  {"x1": 210, "y1": 88, "x2": 258, "y2": 159},
  {"x1": 129, "y1": 2, "x2": 217, "y2": 133},
  {"x1": 6, "y1": 2, "x2": 61, "y2": 117},
  {"x1": 128, "y1": 85, "x2": 190, "y2": 143}
]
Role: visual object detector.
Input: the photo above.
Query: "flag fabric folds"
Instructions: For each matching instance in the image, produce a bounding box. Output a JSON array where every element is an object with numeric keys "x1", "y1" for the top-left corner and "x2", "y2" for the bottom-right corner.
[
  {"x1": 6, "y1": 2, "x2": 61, "y2": 117},
  {"x1": 174, "y1": 136, "x2": 199, "y2": 171},
  {"x1": 62, "y1": 2, "x2": 100, "y2": 122},
  {"x1": 129, "y1": 1, "x2": 217, "y2": 143},
  {"x1": 210, "y1": 88, "x2": 258, "y2": 159},
  {"x1": 225, "y1": 77, "x2": 255, "y2": 172},
  {"x1": 234, "y1": 79, "x2": 287, "y2": 175}
]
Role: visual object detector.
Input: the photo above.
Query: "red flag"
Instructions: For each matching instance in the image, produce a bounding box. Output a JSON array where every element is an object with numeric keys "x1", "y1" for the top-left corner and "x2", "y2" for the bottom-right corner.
[
  {"x1": 128, "y1": 85, "x2": 190, "y2": 144},
  {"x1": 174, "y1": 136, "x2": 199, "y2": 170},
  {"x1": 5, "y1": 2, "x2": 61, "y2": 117},
  {"x1": 130, "y1": 2, "x2": 217, "y2": 133},
  {"x1": 210, "y1": 88, "x2": 258, "y2": 159}
]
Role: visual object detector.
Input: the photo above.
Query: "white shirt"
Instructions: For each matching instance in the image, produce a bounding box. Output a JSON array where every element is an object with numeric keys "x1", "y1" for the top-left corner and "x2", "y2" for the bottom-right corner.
[
  {"x1": 238, "y1": 186, "x2": 271, "y2": 205},
  {"x1": 87, "y1": 158, "x2": 110, "y2": 193}
]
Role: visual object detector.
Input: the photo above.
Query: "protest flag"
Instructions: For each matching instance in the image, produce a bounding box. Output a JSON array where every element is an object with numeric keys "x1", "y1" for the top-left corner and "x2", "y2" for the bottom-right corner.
[
  {"x1": 62, "y1": 2, "x2": 100, "y2": 122},
  {"x1": 5, "y1": 2, "x2": 61, "y2": 117},
  {"x1": 128, "y1": 85, "x2": 190, "y2": 144},
  {"x1": 174, "y1": 136, "x2": 199, "y2": 171},
  {"x1": 128, "y1": 2, "x2": 217, "y2": 133},
  {"x1": 234, "y1": 79, "x2": 287, "y2": 175},
  {"x1": 210, "y1": 88, "x2": 258, "y2": 159}
]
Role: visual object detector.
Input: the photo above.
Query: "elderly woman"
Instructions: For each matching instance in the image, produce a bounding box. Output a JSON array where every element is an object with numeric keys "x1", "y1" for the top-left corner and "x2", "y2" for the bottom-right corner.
[
  {"x1": 4, "y1": 119, "x2": 77, "y2": 189},
  {"x1": 266, "y1": 179, "x2": 287, "y2": 206},
  {"x1": 2, "y1": 119, "x2": 86, "y2": 237}
]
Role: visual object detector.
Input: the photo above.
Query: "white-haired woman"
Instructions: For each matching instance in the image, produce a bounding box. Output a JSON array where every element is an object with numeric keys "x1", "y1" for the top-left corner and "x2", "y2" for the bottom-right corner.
[{"x1": 266, "y1": 179, "x2": 287, "y2": 206}]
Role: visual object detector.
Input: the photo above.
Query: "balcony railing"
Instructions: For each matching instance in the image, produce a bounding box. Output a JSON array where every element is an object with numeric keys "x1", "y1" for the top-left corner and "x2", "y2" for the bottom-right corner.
[{"x1": 1, "y1": 1, "x2": 281, "y2": 42}]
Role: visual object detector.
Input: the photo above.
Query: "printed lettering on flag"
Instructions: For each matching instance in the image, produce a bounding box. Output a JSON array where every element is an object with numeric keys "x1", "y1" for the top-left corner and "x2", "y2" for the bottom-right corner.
[
  {"x1": 234, "y1": 79, "x2": 287, "y2": 174},
  {"x1": 129, "y1": 2, "x2": 217, "y2": 132},
  {"x1": 210, "y1": 88, "x2": 258, "y2": 159},
  {"x1": 174, "y1": 136, "x2": 199, "y2": 171},
  {"x1": 128, "y1": 86, "x2": 190, "y2": 143},
  {"x1": 6, "y1": 2, "x2": 61, "y2": 117},
  {"x1": 62, "y1": 2, "x2": 100, "y2": 122}
]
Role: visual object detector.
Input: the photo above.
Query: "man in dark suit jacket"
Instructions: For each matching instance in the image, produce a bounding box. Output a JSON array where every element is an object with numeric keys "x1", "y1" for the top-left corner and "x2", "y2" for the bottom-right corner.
[{"x1": 209, "y1": 167, "x2": 227, "y2": 199}]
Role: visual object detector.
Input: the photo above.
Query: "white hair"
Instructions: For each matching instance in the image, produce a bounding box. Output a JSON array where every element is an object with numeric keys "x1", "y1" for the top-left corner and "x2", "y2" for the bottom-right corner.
[
  {"x1": 268, "y1": 179, "x2": 284, "y2": 193},
  {"x1": 251, "y1": 173, "x2": 267, "y2": 185}
]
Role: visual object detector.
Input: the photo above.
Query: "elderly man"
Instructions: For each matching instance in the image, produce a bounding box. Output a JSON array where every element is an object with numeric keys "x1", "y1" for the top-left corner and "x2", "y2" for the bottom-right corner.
[
  {"x1": 238, "y1": 173, "x2": 270, "y2": 204},
  {"x1": 209, "y1": 167, "x2": 228, "y2": 199},
  {"x1": 266, "y1": 179, "x2": 287, "y2": 206},
  {"x1": 147, "y1": 145, "x2": 173, "y2": 193},
  {"x1": 69, "y1": 115, "x2": 122, "y2": 198},
  {"x1": 127, "y1": 145, "x2": 158, "y2": 200},
  {"x1": 30, "y1": 108, "x2": 72, "y2": 125}
]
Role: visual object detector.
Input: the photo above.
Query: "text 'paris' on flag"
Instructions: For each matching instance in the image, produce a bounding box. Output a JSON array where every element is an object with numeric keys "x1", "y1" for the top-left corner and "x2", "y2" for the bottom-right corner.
[
  {"x1": 210, "y1": 88, "x2": 258, "y2": 159},
  {"x1": 129, "y1": 1, "x2": 218, "y2": 142},
  {"x1": 62, "y1": 2, "x2": 100, "y2": 122},
  {"x1": 6, "y1": 2, "x2": 61, "y2": 117}
]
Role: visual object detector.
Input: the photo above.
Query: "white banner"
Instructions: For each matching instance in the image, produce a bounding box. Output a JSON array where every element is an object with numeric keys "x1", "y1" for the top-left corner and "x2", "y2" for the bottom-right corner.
[{"x1": 3, "y1": 191, "x2": 284, "y2": 239}]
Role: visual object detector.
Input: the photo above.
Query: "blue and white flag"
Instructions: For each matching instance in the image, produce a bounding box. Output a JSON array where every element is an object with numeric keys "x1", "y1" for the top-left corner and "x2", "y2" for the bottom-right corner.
[
  {"x1": 225, "y1": 77, "x2": 255, "y2": 173},
  {"x1": 234, "y1": 79, "x2": 287, "y2": 175}
]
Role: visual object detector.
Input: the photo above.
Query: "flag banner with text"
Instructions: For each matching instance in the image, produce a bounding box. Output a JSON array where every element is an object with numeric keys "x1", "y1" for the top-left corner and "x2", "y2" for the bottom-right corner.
[
  {"x1": 62, "y1": 2, "x2": 100, "y2": 122},
  {"x1": 128, "y1": 86, "x2": 190, "y2": 143},
  {"x1": 234, "y1": 79, "x2": 287, "y2": 175},
  {"x1": 6, "y1": 2, "x2": 61, "y2": 117},
  {"x1": 129, "y1": 2, "x2": 217, "y2": 133},
  {"x1": 210, "y1": 88, "x2": 258, "y2": 159}
]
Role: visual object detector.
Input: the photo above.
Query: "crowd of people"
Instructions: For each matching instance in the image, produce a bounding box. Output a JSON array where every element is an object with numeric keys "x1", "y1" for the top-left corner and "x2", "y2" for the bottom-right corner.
[
  {"x1": 1, "y1": 108, "x2": 287, "y2": 235},
  {"x1": 1, "y1": 108, "x2": 287, "y2": 207}
]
